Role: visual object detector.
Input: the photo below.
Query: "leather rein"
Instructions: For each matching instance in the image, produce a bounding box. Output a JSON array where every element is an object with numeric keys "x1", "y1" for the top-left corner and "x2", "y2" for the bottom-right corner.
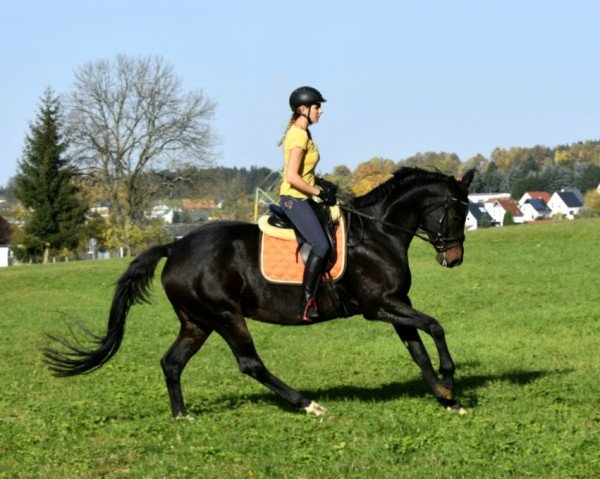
[{"x1": 339, "y1": 196, "x2": 469, "y2": 253}]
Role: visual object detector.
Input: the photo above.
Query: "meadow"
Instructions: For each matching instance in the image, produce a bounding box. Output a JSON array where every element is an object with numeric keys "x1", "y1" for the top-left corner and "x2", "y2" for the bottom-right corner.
[{"x1": 0, "y1": 218, "x2": 598, "y2": 479}]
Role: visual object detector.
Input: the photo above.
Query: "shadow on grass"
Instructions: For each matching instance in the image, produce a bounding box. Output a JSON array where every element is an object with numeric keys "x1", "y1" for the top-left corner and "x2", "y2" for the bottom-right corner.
[{"x1": 187, "y1": 368, "x2": 567, "y2": 415}]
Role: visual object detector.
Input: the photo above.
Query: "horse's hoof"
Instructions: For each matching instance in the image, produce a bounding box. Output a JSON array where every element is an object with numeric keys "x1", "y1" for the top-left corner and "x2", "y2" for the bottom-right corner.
[
  {"x1": 304, "y1": 401, "x2": 327, "y2": 416},
  {"x1": 446, "y1": 401, "x2": 467, "y2": 416},
  {"x1": 175, "y1": 414, "x2": 195, "y2": 421}
]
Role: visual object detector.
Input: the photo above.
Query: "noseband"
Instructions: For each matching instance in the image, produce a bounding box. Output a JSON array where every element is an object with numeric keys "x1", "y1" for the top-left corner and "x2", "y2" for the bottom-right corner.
[
  {"x1": 418, "y1": 196, "x2": 469, "y2": 253},
  {"x1": 340, "y1": 195, "x2": 468, "y2": 252}
]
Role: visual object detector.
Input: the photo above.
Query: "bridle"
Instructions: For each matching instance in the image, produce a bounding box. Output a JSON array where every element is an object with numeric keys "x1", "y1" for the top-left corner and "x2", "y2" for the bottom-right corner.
[
  {"x1": 339, "y1": 195, "x2": 469, "y2": 253},
  {"x1": 418, "y1": 196, "x2": 469, "y2": 253}
]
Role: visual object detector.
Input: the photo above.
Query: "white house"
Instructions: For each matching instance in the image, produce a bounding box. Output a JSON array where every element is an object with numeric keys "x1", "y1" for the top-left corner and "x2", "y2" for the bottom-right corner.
[
  {"x1": 465, "y1": 202, "x2": 494, "y2": 230},
  {"x1": 520, "y1": 198, "x2": 552, "y2": 222},
  {"x1": 518, "y1": 191, "x2": 551, "y2": 206},
  {"x1": 548, "y1": 190, "x2": 583, "y2": 219},
  {"x1": 484, "y1": 197, "x2": 525, "y2": 226},
  {"x1": 147, "y1": 204, "x2": 180, "y2": 224},
  {"x1": 0, "y1": 247, "x2": 8, "y2": 267}
]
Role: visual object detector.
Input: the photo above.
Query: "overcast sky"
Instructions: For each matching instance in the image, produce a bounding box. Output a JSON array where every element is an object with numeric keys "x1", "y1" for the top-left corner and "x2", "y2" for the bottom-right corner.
[{"x1": 2, "y1": 0, "x2": 600, "y2": 187}]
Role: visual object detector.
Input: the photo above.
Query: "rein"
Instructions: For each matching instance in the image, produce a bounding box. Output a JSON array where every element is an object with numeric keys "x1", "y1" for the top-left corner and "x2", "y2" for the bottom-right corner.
[{"x1": 339, "y1": 196, "x2": 468, "y2": 252}]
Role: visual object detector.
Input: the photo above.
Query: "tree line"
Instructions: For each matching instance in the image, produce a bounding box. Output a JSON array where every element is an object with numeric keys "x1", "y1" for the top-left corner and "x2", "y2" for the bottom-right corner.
[{"x1": 321, "y1": 147, "x2": 600, "y2": 200}]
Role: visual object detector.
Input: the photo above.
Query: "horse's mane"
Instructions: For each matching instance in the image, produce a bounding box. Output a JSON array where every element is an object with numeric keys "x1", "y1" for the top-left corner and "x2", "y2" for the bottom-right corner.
[{"x1": 351, "y1": 167, "x2": 449, "y2": 208}]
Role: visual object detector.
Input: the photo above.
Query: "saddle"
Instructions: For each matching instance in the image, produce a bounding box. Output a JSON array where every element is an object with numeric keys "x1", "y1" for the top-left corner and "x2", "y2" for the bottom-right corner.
[{"x1": 258, "y1": 203, "x2": 346, "y2": 284}]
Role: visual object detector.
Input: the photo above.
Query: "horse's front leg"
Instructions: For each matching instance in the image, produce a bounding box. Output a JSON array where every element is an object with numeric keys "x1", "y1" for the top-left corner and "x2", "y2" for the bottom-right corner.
[{"x1": 375, "y1": 298, "x2": 459, "y2": 408}]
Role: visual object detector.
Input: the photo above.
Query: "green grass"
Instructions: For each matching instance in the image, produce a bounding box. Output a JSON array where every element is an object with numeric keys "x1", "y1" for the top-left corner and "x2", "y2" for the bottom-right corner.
[{"x1": 1, "y1": 218, "x2": 599, "y2": 478}]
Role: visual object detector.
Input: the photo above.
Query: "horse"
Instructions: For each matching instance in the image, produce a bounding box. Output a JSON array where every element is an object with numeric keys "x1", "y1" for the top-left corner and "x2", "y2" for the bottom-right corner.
[{"x1": 44, "y1": 167, "x2": 475, "y2": 417}]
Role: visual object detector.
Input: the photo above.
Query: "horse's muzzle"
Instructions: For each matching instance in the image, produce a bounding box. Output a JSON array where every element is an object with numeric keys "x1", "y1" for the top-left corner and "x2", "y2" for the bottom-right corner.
[{"x1": 436, "y1": 244, "x2": 464, "y2": 268}]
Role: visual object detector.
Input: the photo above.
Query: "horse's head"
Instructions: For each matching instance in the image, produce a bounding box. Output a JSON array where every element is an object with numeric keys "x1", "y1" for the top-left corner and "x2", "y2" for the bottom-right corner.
[{"x1": 419, "y1": 169, "x2": 475, "y2": 268}]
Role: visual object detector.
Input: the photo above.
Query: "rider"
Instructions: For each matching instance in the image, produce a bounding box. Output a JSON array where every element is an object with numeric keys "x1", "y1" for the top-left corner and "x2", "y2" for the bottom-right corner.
[{"x1": 278, "y1": 86, "x2": 337, "y2": 322}]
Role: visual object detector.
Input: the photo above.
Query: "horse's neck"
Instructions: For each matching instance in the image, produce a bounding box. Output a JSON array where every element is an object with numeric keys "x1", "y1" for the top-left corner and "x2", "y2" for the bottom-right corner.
[
  {"x1": 378, "y1": 188, "x2": 423, "y2": 230},
  {"x1": 347, "y1": 193, "x2": 421, "y2": 248}
]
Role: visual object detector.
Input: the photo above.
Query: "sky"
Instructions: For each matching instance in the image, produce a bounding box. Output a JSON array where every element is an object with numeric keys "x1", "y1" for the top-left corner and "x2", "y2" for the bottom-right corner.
[{"x1": 1, "y1": 0, "x2": 600, "y2": 188}]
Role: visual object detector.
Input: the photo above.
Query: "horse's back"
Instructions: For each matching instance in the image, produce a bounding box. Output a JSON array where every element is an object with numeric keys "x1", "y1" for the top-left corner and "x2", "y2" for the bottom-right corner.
[{"x1": 160, "y1": 221, "x2": 261, "y2": 307}]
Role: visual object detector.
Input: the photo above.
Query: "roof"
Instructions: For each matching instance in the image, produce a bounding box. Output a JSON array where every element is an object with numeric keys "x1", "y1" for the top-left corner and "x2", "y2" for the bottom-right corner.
[
  {"x1": 524, "y1": 198, "x2": 551, "y2": 212},
  {"x1": 488, "y1": 197, "x2": 523, "y2": 217},
  {"x1": 556, "y1": 191, "x2": 583, "y2": 208},
  {"x1": 468, "y1": 202, "x2": 487, "y2": 221},
  {"x1": 525, "y1": 191, "x2": 551, "y2": 203}
]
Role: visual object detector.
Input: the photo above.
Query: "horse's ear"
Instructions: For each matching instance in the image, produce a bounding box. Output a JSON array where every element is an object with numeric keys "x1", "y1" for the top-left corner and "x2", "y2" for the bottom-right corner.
[{"x1": 460, "y1": 169, "x2": 476, "y2": 188}]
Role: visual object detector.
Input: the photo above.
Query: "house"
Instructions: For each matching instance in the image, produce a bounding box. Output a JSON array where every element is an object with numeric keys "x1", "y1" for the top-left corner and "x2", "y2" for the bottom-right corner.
[
  {"x1": 561, "y1": 187, "x2": 584, "y2": 203},
  {"x1": 89, "y1": 202, "x2": 110, "y2": 220},
  {"x1": 520, "y1": 198, "x2": 553, "y2": 222},
  {"x1": 181, "y1": 198, "x2": 217, "y2": 223},
  {"x1": 518, "y1": 191, "x2": 551, "y2": 206},
  {"x1": 484, "y1": 197, "x2": 524, "y2": 226},
  {"x1": 548, "y1": 190, "x2": 583, "y2": 219},
  {"x1": 147, "y1": 203, "x2": 179, "y2": 224},
  {"x1": 465, "y1": 202, "x2": 495, "y2": 230},
  {"x1": 468, "y1": 192, "x2": 510, "y2": 204}
]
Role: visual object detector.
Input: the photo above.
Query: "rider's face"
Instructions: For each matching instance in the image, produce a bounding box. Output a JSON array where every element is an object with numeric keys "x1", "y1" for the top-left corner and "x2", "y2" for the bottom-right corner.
[{"x1": 301, "y1": 104, "x2": 323, "y2": 124}]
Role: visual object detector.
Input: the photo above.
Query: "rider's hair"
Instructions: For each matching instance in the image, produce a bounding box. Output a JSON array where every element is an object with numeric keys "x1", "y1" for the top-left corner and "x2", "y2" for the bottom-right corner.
[
  {"x1": 277, "y1": 111, "x2": 300, "y2": 146},
  {"x1": 277, "y1": 110, "x2": 312, "y2": 146}
]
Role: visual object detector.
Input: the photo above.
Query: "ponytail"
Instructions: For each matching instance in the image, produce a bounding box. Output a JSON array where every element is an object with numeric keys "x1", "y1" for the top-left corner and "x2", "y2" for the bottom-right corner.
[{"x1": 277, "y1": 112, "x2": 301, "y2": 146}]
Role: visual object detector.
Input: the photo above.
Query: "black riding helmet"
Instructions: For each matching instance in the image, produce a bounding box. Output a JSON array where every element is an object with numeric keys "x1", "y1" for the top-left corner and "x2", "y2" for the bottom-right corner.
[{"x1": 289, "y1": 86, "x2": 327, "y2": 112}]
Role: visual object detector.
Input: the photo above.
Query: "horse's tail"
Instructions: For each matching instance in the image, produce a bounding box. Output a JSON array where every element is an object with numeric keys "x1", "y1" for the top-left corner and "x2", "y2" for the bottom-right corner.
[{"x1": 43, "y1": 243, "x2": 173, "y2": 377}]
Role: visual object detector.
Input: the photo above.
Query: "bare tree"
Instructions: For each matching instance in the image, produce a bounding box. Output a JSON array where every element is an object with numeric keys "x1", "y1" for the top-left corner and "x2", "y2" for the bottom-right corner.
[{"x1": 66, "y1": 55, "x2": 217, "y2": 229}]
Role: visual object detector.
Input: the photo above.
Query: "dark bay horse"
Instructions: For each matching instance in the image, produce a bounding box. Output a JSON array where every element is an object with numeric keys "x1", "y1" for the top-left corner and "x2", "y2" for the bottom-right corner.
[{"x1": 44, "y1": 167, "x2": 475, "y2": 417}]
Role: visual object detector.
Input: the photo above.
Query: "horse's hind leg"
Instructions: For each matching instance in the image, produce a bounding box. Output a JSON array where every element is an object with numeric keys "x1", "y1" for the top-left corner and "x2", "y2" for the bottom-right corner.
[
  {"x1": 161, "y1": 310, "x2": 213, "y2": 417},
  {"x1": 217, "y1": 314, "x2": 325, "y2": 415}
]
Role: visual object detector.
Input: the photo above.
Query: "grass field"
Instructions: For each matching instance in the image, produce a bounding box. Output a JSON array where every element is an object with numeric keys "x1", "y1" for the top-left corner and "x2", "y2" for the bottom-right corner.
[{"x1": 1, "y1": 218, "x2": 599, "y2": 479}]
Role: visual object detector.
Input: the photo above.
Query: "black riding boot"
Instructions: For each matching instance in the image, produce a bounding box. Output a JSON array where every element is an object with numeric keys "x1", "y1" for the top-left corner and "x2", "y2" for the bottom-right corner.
[{"x1": 298, "y1": 251, "x2": 327, "y2": 322}]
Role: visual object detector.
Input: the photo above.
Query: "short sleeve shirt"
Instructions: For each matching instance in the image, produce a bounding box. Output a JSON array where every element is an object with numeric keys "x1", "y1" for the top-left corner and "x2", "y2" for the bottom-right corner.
[{"x1": 279, "y1": 125, "x2": 320, "y2": 199}]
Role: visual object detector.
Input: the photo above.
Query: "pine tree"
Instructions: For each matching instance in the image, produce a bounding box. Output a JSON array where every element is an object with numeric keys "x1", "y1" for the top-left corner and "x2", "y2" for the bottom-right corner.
[{"x1": 15, "y1": 88, "x2": 88, "y2": 262}]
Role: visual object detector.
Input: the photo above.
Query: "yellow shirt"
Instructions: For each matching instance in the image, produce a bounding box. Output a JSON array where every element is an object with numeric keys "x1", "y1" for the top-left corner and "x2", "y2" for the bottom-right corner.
[{"x1": 279, "y1": 125, "x2": 320, "y2": 199}]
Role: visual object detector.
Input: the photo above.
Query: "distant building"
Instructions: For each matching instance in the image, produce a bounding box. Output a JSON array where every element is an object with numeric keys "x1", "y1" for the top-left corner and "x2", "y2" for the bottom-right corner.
[
  {"x1": 520, "y1": 198, "x2": 553, "y2": 222},
  {"x1": 468, "y1": 192, "x2": 510, "y2": 204},
  {"x1": 560, "y1": 187, "x2": 584, "y2": 203},
  {"x1": 465, "y1": 202, "x2": 495, "y2": 230},
  {"x1": 147, "y1": 203, "x2": 179, "y2": 224},
  {"x1": 90, "y1": 202, "x2": 110, "y2": 220},
  {"x1": 518, "y1": 191, "x2": 551, "y2": 205},
  {"x1": 548, "y1": 190, "x2": 583, "y2": 219},
  {"x1": 484, "y1": 197, "x2": 524, "y2": 226}
]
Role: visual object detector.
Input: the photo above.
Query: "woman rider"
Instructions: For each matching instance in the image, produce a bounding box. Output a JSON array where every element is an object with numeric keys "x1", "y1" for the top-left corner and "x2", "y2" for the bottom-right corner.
[{"x1": 278, "y1": 86, "x2": 337, "y2": 322}]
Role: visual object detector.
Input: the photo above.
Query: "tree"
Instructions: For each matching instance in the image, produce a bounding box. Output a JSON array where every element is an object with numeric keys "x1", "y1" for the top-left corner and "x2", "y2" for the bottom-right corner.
[
  {"x1": 578, "y1": 163, "x2": 600, "y2": 193},
  {"x1": 214, "y1": 174, "x2": 254, "y2": 221},
  {"x1": 14, "y1": 88, "x2": 88, "y2": 263},
  {"x1": 582, "y1": 189, "x2": 600, "y2": 216},
  {"x1": 65, "y1": 55, "x2": 217, "y2": 236},
  {"x1": 481, "y1": 162, "x2": 505, "y2": 192},
  {"x1": 510, "y1": 175, "x2": 544, "y2": 200},
  {"x1": 351, "y1": 157, "x2": 395, "y2": 196},
  {"x1": 322, "y1": 164, "x2": 353, "y2": 199},
  {"x1": 0, "y1": 216, "x2": 13, "y2": 245},
  {"x1": 400, "y1": 152, "x2": 461, "y2": 176},
  {"x1": 503, "y1": 210, "x2": 515, "y2": 226}
]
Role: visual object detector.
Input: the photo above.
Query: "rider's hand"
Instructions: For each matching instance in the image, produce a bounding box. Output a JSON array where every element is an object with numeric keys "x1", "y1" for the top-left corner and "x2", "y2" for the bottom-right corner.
[{"x1": 317, "y1": 185, "x2": 337, "y2": 206}]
